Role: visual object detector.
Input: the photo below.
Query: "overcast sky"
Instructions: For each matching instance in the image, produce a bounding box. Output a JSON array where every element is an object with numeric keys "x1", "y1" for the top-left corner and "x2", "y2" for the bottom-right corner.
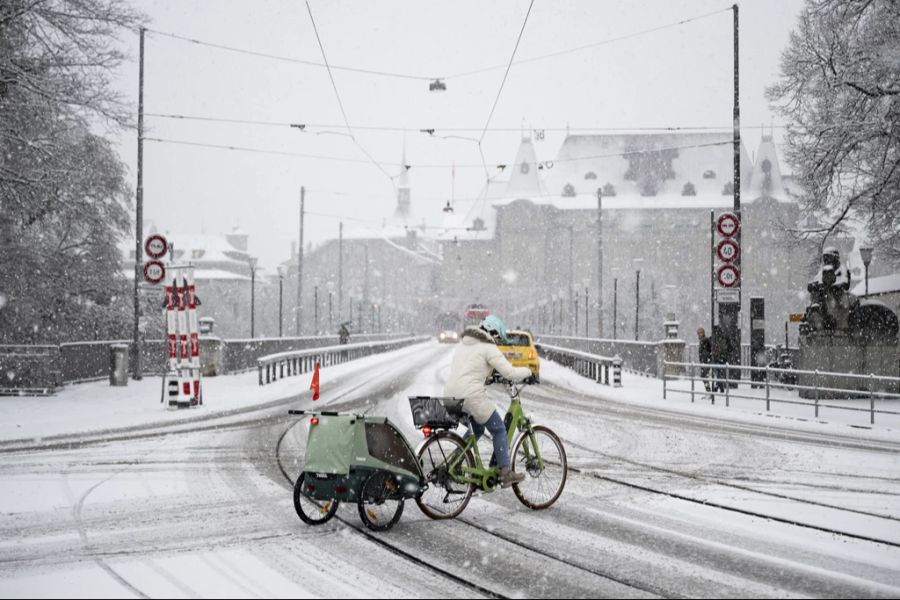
[{"x1": 112, "y1": 0, "x2": 806, "y2": 271}]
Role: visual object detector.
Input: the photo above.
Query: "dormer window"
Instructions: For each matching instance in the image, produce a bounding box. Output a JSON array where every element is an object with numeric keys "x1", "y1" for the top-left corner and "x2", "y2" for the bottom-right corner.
[
  {"x1": 562, "y1": 183, "x2": 576, "y2": 197},
  {"x1": 682, "y1": 181, "x2": 697, "y2": 196},
  {"x1": 584, "y1": 171, "x2": 597, "y2": 180},
  {"x1": 602, "y1": 182, "x2": 616, "y2": 197},
  {"x1": 722, "y1": 181, "x2": 734, "y2": 195},
  {"x1": 192, "y1": 249, "x2": 205, "y2": 259},
  {"x1": 703, "y1": 169, "x2": 717, "y2": 179}
]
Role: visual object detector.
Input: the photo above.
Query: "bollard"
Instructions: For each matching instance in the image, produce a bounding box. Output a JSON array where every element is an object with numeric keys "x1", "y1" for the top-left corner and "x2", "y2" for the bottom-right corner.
[
  {"x1": 690, "y1": 360, "x2": 695, "y2": 403},
  {"x1": 612, "y1": 355, "x2": 622, "y2": 388}
]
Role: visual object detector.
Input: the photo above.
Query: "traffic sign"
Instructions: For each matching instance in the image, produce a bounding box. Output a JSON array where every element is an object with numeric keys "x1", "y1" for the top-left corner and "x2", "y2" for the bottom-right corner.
[
  {"x1": 144, "y1": 234, "x2": 168, "y2": 259},
  {"x1": 143, "y1": 260, "x2": 166, "y2": 284},
  {"x1": 716, "y1": 239, "x2": 740, "y2": 263},
  {"x1": 716, "y1": 289, "x2": 740, "y2": 303},
  {"x1": 716, "y1": 212, "x2": 740, "y2": 238},
  {"x1": 717, "y1": 264, "x2": 740, "y2": 288},
  {"x1": 788, "y1": 313, "x2": 804, "y2": 322}
]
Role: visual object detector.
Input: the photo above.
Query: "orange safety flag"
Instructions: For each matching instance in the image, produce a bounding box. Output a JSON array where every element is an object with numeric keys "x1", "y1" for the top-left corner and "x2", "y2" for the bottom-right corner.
[{"x1": 310, "y1": 361, "x2": 320, "y2": 401}]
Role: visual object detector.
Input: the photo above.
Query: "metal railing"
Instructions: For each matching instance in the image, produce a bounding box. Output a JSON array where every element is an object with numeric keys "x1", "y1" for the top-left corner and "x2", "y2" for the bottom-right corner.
[
  {"x1": 539, "y1": 343, "x2": 622, "y2": 387},
  {"x1": 257, "y1": 336, "x2": 429, "y2": 386},
  {"x1": 663, "y1": 360, "x2": 900, "y2": 425}
]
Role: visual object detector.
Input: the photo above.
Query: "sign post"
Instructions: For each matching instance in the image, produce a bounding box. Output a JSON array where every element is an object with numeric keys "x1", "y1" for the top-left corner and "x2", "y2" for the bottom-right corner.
[{"x1": 713, "y1": 212, "x2": 742, "y2": 383}]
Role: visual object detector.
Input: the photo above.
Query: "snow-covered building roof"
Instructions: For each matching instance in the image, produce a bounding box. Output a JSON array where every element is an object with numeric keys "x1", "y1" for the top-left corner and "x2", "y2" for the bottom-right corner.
[
  {"x1": 546, "y1": 131, "x2": 753, "y2": 201},
  {"x1": 851, "y1": 273, "x2": 900, "y2": 298}
]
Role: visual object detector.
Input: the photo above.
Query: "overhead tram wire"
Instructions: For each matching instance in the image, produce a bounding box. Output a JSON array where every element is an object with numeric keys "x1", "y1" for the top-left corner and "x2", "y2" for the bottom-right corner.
[
  {"x1": 142, "y1": 27, "x2": 435, "y2": 81},
  {"x1": 445, "y1": 6, "x2": 732, "y2": 79},
  {"x1": 142, "y1": 6, "x2": 731, "y2": 86},
  {"x1": 144, "y1": 136, "x2": 736, "y2": 169},
  {"x1": 144, "y1": 112, "x2": 822, "y2": 133},
  {"x1": 304, "y1": 0, "x2": 398, "y2": 186}
]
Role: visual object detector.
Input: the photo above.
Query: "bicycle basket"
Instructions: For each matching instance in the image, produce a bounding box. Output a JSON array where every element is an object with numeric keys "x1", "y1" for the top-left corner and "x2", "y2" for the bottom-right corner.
[{"x1": 408, "y1": 396, "x2": 465, "y2": 429}]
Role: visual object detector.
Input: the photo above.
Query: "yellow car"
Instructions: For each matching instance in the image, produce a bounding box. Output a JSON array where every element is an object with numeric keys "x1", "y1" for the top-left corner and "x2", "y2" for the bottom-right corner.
[{"x1": 497, "y1": 329, "x2": 540, "y2": 380}]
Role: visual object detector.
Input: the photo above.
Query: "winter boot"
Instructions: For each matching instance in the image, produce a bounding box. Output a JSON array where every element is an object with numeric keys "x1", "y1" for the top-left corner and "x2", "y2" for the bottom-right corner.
[{"x1": 499, "y1": 466, "x2": 525, "y2": 488}]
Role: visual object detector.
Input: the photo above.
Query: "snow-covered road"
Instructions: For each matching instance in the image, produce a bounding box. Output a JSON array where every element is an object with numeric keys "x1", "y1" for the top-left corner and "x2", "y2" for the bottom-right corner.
[{"x1": 1, "y1": 341, "x2": 899, "y2": 598}]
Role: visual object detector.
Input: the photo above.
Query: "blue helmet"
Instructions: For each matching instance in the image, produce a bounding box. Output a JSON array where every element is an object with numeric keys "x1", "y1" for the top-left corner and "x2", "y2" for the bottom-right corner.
[{"x1": 480, "y1": 315, "x2": 510, "y2": 344}]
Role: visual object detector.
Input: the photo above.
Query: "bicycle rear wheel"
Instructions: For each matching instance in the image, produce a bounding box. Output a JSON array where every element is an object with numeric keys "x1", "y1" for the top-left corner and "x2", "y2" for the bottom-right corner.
[
  {"x1": 512, "y1": 425, "x2": 567, "y2": 509},
  {"x1": 415, "y1": 432, "x2": 475, "y2": 520}
]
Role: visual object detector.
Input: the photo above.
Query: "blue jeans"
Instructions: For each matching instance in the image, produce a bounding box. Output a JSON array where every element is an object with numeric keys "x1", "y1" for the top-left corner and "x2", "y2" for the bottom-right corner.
[{"x1": 465, "y1": 410, "x2": 509, "y2": 469}]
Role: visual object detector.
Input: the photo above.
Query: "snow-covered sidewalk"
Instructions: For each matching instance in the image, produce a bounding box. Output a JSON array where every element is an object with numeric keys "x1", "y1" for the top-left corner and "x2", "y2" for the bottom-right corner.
[
  {"x1": 542, "y1": 361, "x2": 900, "y2": 443},
  {"x1": 0, "y1": 342, "x2": 430, "y2": 444}
]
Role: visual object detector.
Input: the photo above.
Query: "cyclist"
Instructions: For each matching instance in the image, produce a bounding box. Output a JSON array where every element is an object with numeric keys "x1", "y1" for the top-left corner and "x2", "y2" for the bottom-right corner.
[{"x1": 443, "y1": 315, "x2": 532, "y2": 488}]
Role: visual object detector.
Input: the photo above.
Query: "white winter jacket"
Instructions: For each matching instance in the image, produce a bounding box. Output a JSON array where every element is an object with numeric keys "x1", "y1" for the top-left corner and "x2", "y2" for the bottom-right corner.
[{"x1": 443, "y1": 327, "x2": 533, "y2": 424}]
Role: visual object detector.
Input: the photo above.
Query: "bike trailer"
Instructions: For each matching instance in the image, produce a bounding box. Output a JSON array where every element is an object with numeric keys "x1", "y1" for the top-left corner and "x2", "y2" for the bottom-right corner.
[{"x1": 296, "y1": 411, "x2": 425, "y2": 502}]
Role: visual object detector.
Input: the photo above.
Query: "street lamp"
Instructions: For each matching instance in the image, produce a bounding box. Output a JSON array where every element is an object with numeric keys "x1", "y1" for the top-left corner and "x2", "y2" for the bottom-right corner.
[
  {"x1": 633, "y1": 258, "x2": 644, "y2": 341},
  {"x1": 248, "y1": 257, "x2": 258, "y2": 338},
  {"x1": 860, "y1": 247, "x2": 873, "y2": 296},
  {"x1": 277, "y1": 265, "x2": 285, "y2": 337}
]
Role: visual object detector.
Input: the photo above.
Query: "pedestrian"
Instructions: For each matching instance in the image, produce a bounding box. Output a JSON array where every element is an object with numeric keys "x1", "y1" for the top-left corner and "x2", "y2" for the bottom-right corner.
[
  {"x1": 697, "y1": 327, "x2": 712, "y2": 393},
  {"x1": 711, "y1": 325, "x2": 731, "y2": 393}
]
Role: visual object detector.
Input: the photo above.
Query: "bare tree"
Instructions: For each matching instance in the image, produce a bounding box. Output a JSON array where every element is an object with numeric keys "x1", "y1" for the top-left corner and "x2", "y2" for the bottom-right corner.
[
  {"x1": 767, "y1": 0, "x2": 900, "y2": 263},
  {"x1": 0, "y1": 0, "x2": 144, "y2": 342}
]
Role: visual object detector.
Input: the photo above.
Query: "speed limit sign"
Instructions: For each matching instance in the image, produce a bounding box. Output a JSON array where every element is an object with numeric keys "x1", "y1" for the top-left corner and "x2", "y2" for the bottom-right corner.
[
  {"x1": 717, "y1": 264, "x2": 740, "y2": 288},
  {"x1": 716, "y1": 212, "x2": 740, "y2": 238},
  {"x1": 144, "y1": 234, "x2": 168, "y2": 259},
  {"x1": 717, "y1": 239, "x2": 740, "y2": 263}
]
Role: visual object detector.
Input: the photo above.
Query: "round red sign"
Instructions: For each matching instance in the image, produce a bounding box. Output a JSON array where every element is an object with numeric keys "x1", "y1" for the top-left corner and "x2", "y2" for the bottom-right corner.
[
  {"x1": 716, "y1": 239, "x2": 740, "y2": 263},
  {"x1": 716, "y1": 212, "x2": 740, "y2": 238},
  {"x1": 144, "y1": 234, "x2": 168, "y2": 259},
  {"x1": 143, "y1": 260, "x2": 166, "y2": 284},
  {"x1": 717, "y1": 264, "x2": 740, "y2": 288}
]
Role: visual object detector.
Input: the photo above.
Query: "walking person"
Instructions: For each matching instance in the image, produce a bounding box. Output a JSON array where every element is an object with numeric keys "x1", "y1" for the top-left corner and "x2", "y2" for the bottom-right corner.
[{"x1": 697, "y1": 327, "x2": 713, "y2": 396}]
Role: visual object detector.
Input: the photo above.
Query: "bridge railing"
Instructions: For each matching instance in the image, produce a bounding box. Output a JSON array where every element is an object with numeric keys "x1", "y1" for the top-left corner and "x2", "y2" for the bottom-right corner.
[
  {"x1": 257, "y1": 336, "x2": 429, "y2": 386},
  {"x1": 538, "y1": 343, "x2": 622, "y2": 387}
]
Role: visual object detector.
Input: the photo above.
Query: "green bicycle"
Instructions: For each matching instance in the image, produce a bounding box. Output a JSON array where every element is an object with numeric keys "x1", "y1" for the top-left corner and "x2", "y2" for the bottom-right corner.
[{"x1": 409, "y1": 378, "x2": 567, "y2": 520}]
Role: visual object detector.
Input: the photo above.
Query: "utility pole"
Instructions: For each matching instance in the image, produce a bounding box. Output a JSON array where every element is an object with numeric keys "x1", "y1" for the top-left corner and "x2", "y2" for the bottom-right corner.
[
  {"x1": 314, "y1": 284, "x2": 319, "y2": 334},
  {"x1": 635, "y1": 269, "x2": 641, "y2": 341},
  {"x1": 596, "y1": 188, "x2": 603, "y2": 338},
  {"x1": 297, "y1": 186, "x2": 305, "y2": 336},
  {"x1": 613, "y1": 278, "x2": 618, "y2": 340},
  {"x1": 338, "y1": 221, "x2": 343, "y2": 322},
  {"x1": 132, "y1": 27, "x2": 145, "y2": 380}
]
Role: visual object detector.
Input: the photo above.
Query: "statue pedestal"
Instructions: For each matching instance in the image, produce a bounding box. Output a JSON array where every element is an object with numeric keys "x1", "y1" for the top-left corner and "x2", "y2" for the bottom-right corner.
[{"x1": 798, "y1": 333, "x2": 899, "y2": 398}]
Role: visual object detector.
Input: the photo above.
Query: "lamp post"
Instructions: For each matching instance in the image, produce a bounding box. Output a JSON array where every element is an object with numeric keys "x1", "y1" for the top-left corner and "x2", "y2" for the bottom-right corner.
[
  {"x1": 277, "y1": 265, "x2": 285, "y2": 337},
  {"x1": 633, "y1": 258, "x2": 644, "y2": 341},
  {"x1": 314, "y1": 284, "x2": 319, "y2": 335},
  {"x1": 596, "y1": 187, "x2": 603, "y2": 338},
  {"x1": 613, "y1": 277, "x2": 618, "y2": 340},
  {"x1": 248, "y1": 257, "x2": 258, "y2": 338},
  {"x1": 860, "y1": 247, "x2": 873, "y2": 296}
]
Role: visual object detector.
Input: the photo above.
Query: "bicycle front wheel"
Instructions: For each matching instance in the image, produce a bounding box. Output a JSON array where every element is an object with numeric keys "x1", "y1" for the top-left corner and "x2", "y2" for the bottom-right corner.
[
  {"x1": 416, "y1": 432, "x2": 475, "y2": 520},
  {"x1": 512, "y1": 425, "x2": 567, "y2": 509}
]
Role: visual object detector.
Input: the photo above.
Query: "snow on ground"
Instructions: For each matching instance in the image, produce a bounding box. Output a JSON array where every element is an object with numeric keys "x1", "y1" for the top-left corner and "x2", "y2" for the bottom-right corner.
[
  {"x1": 543, "y1": 361, "x2": 900, "y2": 442},
  {"x1": 0, "y1": 342, "x2": 430, "y2": 443}
]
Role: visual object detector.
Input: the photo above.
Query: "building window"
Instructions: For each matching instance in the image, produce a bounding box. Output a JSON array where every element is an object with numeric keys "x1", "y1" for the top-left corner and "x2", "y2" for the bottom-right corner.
[
  {"x1": 584, "y1": 171, "x2": 597, "y2": 180},
  {"x1": 562, "y1": 183, "x2": 576, "y2": 197},
  {"x1": 682, "y1": 181, "x2": 697, "y2": 196},
  {"x1": 703, "y1": 169, "x2": 717, "y2": 179}
]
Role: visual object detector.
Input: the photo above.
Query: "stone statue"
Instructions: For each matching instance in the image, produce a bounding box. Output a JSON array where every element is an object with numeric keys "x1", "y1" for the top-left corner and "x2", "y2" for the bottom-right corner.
[{"x1": 804, "y1": 247, "x2": 855, "y2": 333}]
